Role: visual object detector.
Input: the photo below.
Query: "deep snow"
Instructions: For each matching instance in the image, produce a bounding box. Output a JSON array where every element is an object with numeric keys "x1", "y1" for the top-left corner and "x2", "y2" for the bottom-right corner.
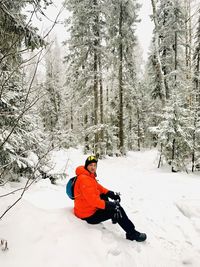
[{"x1": 0, "y1": 148, "x2": 200, "y2": 267}]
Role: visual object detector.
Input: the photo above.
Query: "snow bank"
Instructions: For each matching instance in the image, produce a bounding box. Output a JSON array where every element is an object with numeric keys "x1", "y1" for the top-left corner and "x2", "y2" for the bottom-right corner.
[{"x1": 0, "y1": 149, "x2": 200, "y2": 267}]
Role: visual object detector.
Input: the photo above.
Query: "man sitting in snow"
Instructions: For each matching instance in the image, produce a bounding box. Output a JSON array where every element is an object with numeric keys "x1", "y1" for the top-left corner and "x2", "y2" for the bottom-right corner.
[{"x1": 73, "y1": 155, "x2": 147, "y2": 242}]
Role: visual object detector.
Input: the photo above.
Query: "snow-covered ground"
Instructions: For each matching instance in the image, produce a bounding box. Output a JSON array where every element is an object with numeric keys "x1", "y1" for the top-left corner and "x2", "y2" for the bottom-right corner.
[{"x1": 0, "y1": 148, "x2": 200, "y2": 267}]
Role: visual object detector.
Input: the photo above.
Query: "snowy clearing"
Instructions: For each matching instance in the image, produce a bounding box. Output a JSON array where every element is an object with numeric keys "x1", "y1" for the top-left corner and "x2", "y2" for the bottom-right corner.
[{"x1": 0, "y1": 148, "x2": 200, "y2": 267}]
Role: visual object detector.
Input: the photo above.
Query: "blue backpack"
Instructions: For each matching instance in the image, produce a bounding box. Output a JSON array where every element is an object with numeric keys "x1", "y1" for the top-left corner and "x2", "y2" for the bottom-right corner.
[{"x1": 66, "y1": 176, "x2": 77, "y2": 200}]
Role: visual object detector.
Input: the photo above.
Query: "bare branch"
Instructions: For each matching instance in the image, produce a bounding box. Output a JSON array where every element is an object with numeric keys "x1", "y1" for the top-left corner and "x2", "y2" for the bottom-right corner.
[{"x1": 43, "y1": 6, "x2": 64, "y2": 40}]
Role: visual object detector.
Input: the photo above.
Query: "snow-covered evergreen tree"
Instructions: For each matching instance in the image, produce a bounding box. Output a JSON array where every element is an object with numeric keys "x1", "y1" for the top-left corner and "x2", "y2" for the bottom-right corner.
[
  {"x1": 63, "y1": 0, "x2": 107, "y2": 155},
  {"x1": 104, "y1": 0, "x2": 141, "y2": 155},
  {"x1": 147, "y1": 0, "x2": 193, "y2": 171},
  {"x1": 40, "y1": 38, "x2": 63, "y2": 147},
  {"x1": 63, "y1": 0, "x2": 141, "y2": 156},
  {"x1": 190, "y1": 10, "x2": 200, "y2": 171},
  {"x1": 0, "y1": 0, "x2": 51, "y2": 182}
]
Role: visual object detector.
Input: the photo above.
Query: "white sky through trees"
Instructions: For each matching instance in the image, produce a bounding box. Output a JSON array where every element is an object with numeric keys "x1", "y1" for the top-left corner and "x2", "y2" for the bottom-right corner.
[
  {"x1": 33, "y1": 0, "x2": 153, "y2": 62},
  {"x1": 136, "y1": 0, "x2": 154, "y2": 61}
]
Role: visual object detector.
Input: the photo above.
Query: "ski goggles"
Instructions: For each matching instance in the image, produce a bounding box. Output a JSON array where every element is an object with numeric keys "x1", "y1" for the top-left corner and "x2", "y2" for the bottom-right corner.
[{"x1": 87, "y1": 155, "x2": 97, "y2": 162}]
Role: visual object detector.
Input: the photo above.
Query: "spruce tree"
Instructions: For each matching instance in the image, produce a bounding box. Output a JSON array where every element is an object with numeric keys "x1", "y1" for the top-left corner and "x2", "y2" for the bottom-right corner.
[
  {"x1": 63, "y1": 0, "x2": 107, "y2": 155},
  {"x1": 148, "y1": 0, "x2": 192, "y2": 171},
  {"x1": 105, "y1": 0, "x2": 140, "y2": 155}
]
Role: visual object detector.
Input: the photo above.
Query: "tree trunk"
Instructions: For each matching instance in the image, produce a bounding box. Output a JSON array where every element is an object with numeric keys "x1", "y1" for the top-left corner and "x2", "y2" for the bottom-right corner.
[
  {"x1": 162, "y1": 8, "x2": 170, "y2": 99},
  {"x1": 93, "y1": 0, "x2": 99, "y2": 155},
  {"x1": 105, "y1": 84, "x2": 110, "y2": 155},
  {"x1": 171, "y1": 138, "x2": 176, "y2": 172},
  {"x1": 136, "y1": 106, "x2": 141, "y2": 151},
  {"x1": 174, "y1": 31, "x2": 178, "y2": 81},
  {"x1": 185, "y1": 0, "x2": 192, "y2": 80},
  {"x1": 84, "y1": 113, "x2": 89, "y2": 153},
  {"x1": 172, "y1": 29, "x2": 178, "y2": 173},
  {"x1": 118, "y1": 2, "x2": 124, "y2": 155},
  {"x1": 185, "y1": 0, "x2": 189, "y2": 73},
  {"x1": 192, "y1": 33, "x2": 200, "y2": 171},
  {"x1": 196, "y1": 53, "x2": 200, "y2": 104},
  {"x1": 151, "y1": 0, "x2": 166, "y2": 103},
  {"x1": 128, "y1": 108, "x2": 133, "y2": 150},
  {"x1": 70, "y1": 104, "x2": 73, "y2": 130},
  {"x1": 158, "y1": 143, "x2": 163, "y2": 168},
  {"x1": 191, "y1": 112, "x2": 197, "y2": 172},
  {"x1": 99, "y1": 55, "x2": 104, "y2": 156}
]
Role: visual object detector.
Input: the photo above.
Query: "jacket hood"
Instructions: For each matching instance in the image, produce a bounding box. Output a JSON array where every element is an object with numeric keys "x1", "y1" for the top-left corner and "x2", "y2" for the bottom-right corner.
[{"x1": 75, "y1": 165, "x2": 95, "y2": 178}]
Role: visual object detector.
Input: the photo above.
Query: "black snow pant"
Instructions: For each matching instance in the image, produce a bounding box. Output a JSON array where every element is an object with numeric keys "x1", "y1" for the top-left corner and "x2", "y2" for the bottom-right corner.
[{"x1": 82, "y1": 194, "x2": 136, "y2": 234}]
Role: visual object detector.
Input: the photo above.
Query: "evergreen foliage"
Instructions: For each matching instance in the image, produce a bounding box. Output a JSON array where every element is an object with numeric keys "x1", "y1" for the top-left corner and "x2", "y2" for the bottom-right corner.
[
  {"x1": 63, "y1": 0, "x2": 141, "y2": 156},
  {"x1": 0, "y1": 0, "x2": 51, "y2": 182},
  {"x1": 147, "y1": 0, "x2": 198, "y2": 171},
  {"x1": 2, "y1": 0, "x2": 200, "y2": 179}
]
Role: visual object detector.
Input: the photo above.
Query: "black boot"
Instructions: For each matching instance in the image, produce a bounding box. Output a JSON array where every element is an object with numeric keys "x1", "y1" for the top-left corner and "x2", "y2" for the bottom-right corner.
[{"x1": 126, "y1": 230, "x2": 147, "y2": 242}]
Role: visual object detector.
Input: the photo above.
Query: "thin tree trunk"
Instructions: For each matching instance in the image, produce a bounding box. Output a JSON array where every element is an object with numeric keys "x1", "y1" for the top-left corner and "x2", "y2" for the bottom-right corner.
[
  {"x1": 192, "y1": 37, "x2": 200, "y2": 171},
  {"x1": 174, "y1": 31, "x2": 178, "y2": 79},
  {"x1": 191, "y1": 115, "x2": 197, "y2": 172},
  {"x1": 196, "y1": 53, "x2": 200, "y2": 104},
  {"x1": 93, "y1": 0, "x2": 99, "y2": 155},
  {"x1": 84, "y1": 113, "x2": 89, "y2": 153},
  {"x1": 118, "y1": 1, "x2": 124, "y2": 155},
  {"x1": 185, "y1": 0, "x2": 189, "y2": 74},
  {"x1": 70, "y1": 104, "x2": 73, "y2": 130},
  {"x1": 158, "y1": 143, "x2": 163, "y2": 168},
  {"x1": 171, "y1": 138, "x2": 176, "y2": 172},
  {"x1": 171, "y1": 28, "x2": 178, "y2": 173},
  {"x1": 99, "y1": 55, "x2": 104, "y2": 156},
  {"x1": 136, "y1": 106, "x2": 141, "y2": 151},
  {"x1": 128, "y1": 108, "x2": 132, "y2": 150},
  {"x1": 188, "y1": 0, "x2": 192, "y2": 78},
  {"x1": 151, "y1": 0, "x2": 166, "y2": 103},
  {"x1": 105, "y1": 85, "x2": 109, "y2": 155},
  {"x1": 162, "y1": 8, "x2": 170, "y2": 99},
  {"x1": 185, "y1": 0, "x2": 192, "y2": 80}
]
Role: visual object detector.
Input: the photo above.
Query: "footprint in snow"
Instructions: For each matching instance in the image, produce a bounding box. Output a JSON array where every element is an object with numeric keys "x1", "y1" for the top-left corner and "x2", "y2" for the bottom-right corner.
[
  {"x1": 182, "y1": 259, "x2": 193, "y2": 265},
  {"x1": 108, "y1": 247, "x2": 121, "y2": 256}
]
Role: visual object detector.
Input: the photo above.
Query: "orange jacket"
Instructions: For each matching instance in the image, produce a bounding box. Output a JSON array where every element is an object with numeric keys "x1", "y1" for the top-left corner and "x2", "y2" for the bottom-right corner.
[{"x1": 74, "y1": 166, "x2": 109, "y2": 218}]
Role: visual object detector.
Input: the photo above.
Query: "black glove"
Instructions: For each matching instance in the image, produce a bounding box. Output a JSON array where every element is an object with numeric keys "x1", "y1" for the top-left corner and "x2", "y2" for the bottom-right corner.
[
  {"x1": 105, "y1": 201, "x2": 117, "y2": 211},
  {"x1": 106, "y1": 191, "x2": 121, "y2": 202}
]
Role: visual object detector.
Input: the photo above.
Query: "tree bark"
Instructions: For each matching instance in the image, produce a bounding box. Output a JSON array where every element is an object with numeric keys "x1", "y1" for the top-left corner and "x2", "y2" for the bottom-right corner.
[
  {"x1": 136, "y1": 106, "x2": 141, "y2": 151},
  {"x1": 191, "y1": 112, "x2": 197, "y2": 172},
  {"x1": 93, "y1": 0, "x2": 99, "y2": 154},
  {"x1": 99, "y1": 55, "x2": 104, "y2": 156},
  {"x1": 84, "y1": 113, "x2": 89, "y2": 153},
  {"x1": 118, "y1": 1, "x2": 124, "y2": 155},
  {"x1": 70, "y1": 104, "x2": 73, "y2": 130},
  {"x1": 151, "y1": 0, "x2": 166, "y2": 103},
  {"x1": 171, "y1": 138, "x2": 176, "y2": 172},
  {"x1": 192, "y1": 23, "x2": 200, "y2": 171},
  {"x1": 184, "y1": 0, "x2": 192, "y2": 81},
  {"x1": 171, "y1": 28, "x2": 178, "y2": 172}
]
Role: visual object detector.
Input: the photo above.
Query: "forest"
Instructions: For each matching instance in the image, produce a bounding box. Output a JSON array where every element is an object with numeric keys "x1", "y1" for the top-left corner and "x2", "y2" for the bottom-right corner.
[{"x1": 1, "y1": 0, "x2": 200, "y2": 188}]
